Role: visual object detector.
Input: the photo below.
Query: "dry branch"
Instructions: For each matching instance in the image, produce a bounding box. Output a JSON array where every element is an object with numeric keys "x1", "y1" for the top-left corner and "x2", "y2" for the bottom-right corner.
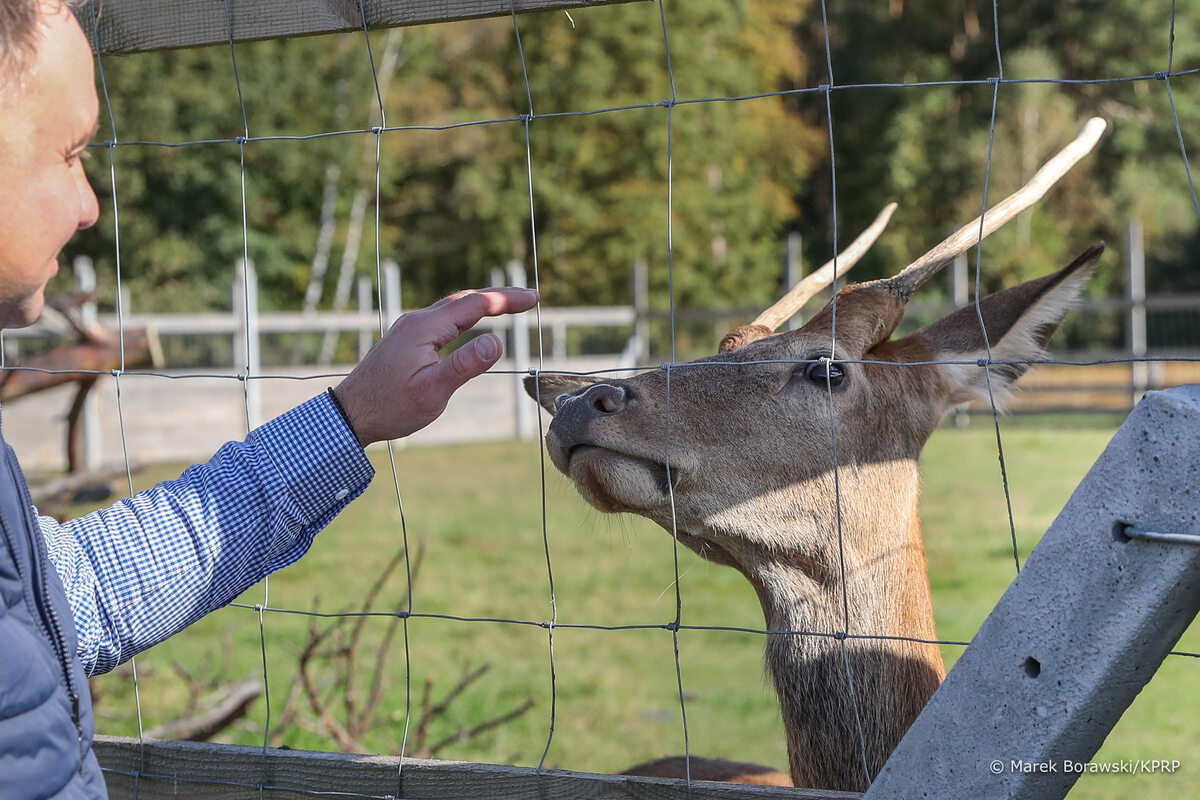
[
  {"x1": 277, "y1": 543, "x2": 535, "y2": 758},
  {"x1": 143, "y1": 679, "x2": 263, "y2": 742},
  {"x1": 409, "y1": 662, "x2": 538, "y2": 759}
]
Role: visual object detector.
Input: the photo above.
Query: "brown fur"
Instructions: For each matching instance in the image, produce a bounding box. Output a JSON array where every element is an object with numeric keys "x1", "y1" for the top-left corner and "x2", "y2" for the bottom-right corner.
[
  {"x1": 525, "y1": 245, "x2": 1104, "y2": 792},
  {"x1": 623, "y1": 756, "x2": 793, "y2": 786}
]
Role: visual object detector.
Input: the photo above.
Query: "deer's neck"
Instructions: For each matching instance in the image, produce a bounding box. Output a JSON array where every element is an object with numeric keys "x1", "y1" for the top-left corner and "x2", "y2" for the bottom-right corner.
[{"x1": 738, "y1": 462, "x2": 945, "y2": 792}]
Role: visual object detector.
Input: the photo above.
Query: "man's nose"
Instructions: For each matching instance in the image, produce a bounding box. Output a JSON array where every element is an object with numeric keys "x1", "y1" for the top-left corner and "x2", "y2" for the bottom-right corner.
[{"x1": 77, "y1": 168, "x2": 100, "y2": 231}]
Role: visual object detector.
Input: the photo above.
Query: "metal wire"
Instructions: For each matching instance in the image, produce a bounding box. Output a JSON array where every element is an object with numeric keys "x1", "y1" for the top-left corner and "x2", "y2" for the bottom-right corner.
[
  {"x1": 81, "y1": 68, "x2": 1200, "y2": 155},
  {"x1": 46, "y1": 3, "x2": 1200, "y2": 798},
  {"x1": 85, "y1": 3, "x2": 147, "y2": 797},
  {"x1": 816, "y1": 0, "x2": 872, "y2": 785},
  {"x1": 503, "y1": 2, "x2": 563, "y2": 788}
]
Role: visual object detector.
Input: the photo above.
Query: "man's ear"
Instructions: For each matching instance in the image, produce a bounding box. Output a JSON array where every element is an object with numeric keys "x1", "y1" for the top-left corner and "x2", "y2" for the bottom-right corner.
[
  {"x1": 523, "y1": 373, "x2": 600, "y2": 414},
  {"x1": 905, "y1": 243, "x2": 1104, "y2": 408}
]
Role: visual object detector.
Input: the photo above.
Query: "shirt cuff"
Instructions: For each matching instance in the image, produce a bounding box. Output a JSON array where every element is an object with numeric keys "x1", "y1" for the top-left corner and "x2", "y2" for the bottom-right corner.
[{"x1": 252, "y1": 391, "x2": 375, "y2": 530}]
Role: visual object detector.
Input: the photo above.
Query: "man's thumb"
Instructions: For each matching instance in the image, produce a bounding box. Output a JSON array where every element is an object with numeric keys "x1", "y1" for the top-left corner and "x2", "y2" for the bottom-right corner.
[{"x1": 436, "y1": 333, "x2": 502, "y2": 391}]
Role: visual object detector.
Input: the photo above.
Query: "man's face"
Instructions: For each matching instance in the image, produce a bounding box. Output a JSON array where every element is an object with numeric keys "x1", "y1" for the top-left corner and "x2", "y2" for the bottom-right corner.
[{"x1": 0, "y1": 1, "x2": 100, "y2": 329}]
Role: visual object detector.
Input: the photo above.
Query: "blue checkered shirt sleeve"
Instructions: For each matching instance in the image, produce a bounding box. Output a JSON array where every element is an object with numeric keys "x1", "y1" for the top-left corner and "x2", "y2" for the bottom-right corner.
[{"x1": 37, "y1": 391, "x2": 375, "y2": 677}]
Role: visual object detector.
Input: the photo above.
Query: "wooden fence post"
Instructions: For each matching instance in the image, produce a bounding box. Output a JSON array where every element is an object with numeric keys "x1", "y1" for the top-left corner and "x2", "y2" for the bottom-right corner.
[
  {"x1": 74, "y1": 255, "x2": 102, "y2": 470},
  {"x1": 632, "y1": 259, "x2": 649, "y2": 363},
  {"x1": 950, "y1": 252, "x2": 969, "y2": 309},
  {"x1": 232, "y1": 258, "x2": 262, "y2": 429},
  {"x1": 786, "y1": 232, "x2": 803, "y2": 330},
  {"x1": 356, "y1": 276, "x2": 373, "y2": 359},
  {"x1": 382, "y1": 259, "x2": 402, "y2": 329},
  {"x1": 1126, "y1": 218, "x2": 1148, "y2": 407},
  {"x1": 506, "y1": 260, "x2": 533, "y2": 441}
]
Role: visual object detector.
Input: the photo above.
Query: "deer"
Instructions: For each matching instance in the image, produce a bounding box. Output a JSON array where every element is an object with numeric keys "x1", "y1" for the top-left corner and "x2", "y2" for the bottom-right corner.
[{"x1": 524, "y1": 118, "x2": 1108, "y2": 793}]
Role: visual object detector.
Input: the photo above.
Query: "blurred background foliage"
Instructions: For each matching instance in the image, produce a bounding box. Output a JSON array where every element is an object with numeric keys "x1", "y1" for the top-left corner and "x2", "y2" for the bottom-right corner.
[{"x1": 58, "y1": 0, "x2": 1200, "y2": 329}]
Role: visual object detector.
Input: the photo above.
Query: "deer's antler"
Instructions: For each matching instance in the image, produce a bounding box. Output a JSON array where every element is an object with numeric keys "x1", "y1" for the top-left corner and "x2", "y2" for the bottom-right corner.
[
  {"x1": 881, "y1": 116, "x2": 1107, "y2": 301},
  {"x1": 718, "y1": 117, "x2": 1107, "y2": 354},
  {"x1": 719, "y1": 202, "x2": 897, "y2": 353}
]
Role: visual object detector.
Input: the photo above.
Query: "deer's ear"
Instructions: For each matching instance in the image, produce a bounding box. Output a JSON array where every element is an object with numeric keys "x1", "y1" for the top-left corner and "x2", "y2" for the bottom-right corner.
[
  {"x1": 909, "y1": 243, "x2": 1104, "y2": 407},
  {"x1": 523, "y1": 373, "x2": 600, "y2": 414}
]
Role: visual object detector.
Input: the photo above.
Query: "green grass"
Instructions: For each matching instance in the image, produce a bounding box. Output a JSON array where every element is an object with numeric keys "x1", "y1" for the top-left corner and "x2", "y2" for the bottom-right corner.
[{"x1": 79, "y1": 418, "x2": 1199, "y2": 798}]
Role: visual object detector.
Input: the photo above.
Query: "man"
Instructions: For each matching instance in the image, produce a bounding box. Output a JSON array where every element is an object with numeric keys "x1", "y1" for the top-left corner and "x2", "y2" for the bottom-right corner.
[{"x1": 0, "y1": 2, "x2": 539, "y2": 797}]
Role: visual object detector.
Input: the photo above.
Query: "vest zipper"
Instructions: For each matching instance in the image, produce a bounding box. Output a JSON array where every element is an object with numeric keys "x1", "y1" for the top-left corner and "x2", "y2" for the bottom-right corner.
[{"x1": 10, "y1": 452, "x2": 85, "y2": 762}]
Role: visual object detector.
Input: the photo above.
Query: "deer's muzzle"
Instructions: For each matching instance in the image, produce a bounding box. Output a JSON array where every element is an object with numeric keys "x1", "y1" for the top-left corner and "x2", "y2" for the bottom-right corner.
[{"x1": 545, "y1": 382, "x2": 631, "y2": 472}]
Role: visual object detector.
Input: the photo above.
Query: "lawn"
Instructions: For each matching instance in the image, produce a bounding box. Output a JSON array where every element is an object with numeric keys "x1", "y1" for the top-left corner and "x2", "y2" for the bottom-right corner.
[{"x1": 79, "y1": 415, "x2": 1198, "y2": 798}]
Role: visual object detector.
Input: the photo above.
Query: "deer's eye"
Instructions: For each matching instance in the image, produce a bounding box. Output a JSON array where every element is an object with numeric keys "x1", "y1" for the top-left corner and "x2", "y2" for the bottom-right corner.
[{"x1": 803, "y1": 359, "x2": 846, "y2": 389}]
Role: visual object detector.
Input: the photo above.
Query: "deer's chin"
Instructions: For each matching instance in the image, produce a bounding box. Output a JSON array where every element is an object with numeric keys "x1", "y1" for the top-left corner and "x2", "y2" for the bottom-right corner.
[{"x1": 566, "y1": 446, "x2": 673, "y2": 514}]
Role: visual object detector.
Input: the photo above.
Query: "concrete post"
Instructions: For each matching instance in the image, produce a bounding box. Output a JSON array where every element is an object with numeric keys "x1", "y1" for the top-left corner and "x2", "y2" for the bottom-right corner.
[{"x1": 866, "y1": 386, "x2": 1200, "y2": 799}]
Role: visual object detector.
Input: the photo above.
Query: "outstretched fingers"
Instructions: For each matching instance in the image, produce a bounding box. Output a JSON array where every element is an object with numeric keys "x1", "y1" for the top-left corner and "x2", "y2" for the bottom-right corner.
[
  {"x1": 416, "y1": 287, "x2": 539, "y2": 395},
  {"x1": 425, "y1": 288, "x2": 539, "y2": 337},
  {"x1": 334, "y1": 286, "x2": 539, "y2": 445}
]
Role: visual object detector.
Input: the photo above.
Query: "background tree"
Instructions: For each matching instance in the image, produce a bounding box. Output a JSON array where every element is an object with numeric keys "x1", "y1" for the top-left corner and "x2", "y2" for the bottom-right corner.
[
  {"x1": 56, "y1": 0, "x2": 1199, "y2": 358},
  {"x1": 61, "y1": 2, "x2": 819, "y2": 321},
  {"x1": 792, "y1": 0, "x2": 1200, "y2": 301}
]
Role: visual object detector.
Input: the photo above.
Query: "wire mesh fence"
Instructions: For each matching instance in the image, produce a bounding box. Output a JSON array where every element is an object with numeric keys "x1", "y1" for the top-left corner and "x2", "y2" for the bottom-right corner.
[{"x1": 12, "y1": 0, "x2": 1200, "y2": 796}]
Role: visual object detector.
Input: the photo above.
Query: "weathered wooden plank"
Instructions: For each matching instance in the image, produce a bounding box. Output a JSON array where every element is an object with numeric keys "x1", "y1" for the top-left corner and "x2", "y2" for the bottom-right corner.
[
  {"x1": 96, "y1": 736, "x2": 860, "y2": 800},
  {"x1": 73, "y1": 0, "x2": 647, "y2": 55}
]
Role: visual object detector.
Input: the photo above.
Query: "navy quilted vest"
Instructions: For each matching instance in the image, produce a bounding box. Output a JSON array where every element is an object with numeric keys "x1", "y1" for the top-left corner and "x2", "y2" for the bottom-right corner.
[{"x1": 0, "y1": 416, "x2": 105, "y2": 798}]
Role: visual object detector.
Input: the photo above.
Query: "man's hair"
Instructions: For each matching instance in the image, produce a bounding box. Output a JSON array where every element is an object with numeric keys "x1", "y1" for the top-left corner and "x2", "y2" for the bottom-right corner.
[
  {"x1": 0, "y1": 0, "x2": 44, "y2": 85},
  {"x1": 0, "y1": 1, "x2": 88, "y2": 92}
]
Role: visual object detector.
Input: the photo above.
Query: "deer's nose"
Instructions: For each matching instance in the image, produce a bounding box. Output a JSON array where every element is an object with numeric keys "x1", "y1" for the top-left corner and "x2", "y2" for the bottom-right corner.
[
  {"x1": 584, "y1": 383, "x2": 628, "y2": 414},
  {"x1": 557, "y1": 382, "x2": 628, "y2": 417}
]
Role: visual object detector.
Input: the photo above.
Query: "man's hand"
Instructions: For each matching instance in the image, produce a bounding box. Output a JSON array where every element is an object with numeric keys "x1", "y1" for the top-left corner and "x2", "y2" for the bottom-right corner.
[{"x1": 333, "y1": 287, "x2": 539, "y2": 445}]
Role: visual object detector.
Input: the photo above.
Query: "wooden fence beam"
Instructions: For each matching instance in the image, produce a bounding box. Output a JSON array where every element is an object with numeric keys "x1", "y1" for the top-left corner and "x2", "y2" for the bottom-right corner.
[
  {"x1": 74, "y1": 0, "x2": 647, "y2": 56},
  {"x1": 96, "y1": 736, "x2": 858, "y2": 800}
]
